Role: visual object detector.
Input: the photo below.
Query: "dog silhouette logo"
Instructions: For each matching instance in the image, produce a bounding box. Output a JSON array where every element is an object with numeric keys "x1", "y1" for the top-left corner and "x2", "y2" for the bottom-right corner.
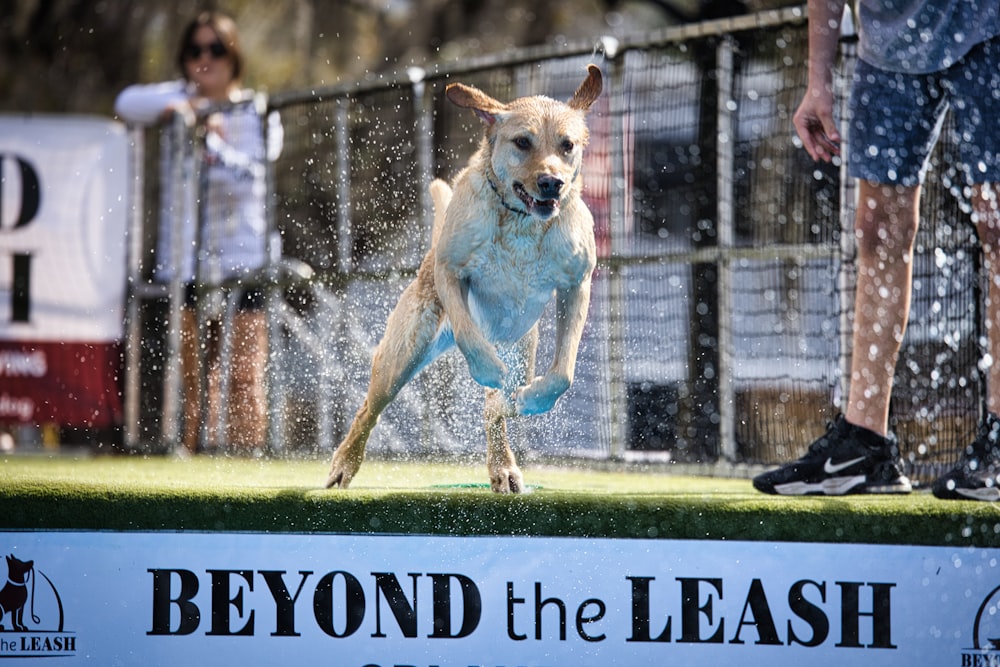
[
  {"x1": 0, "y1": 554, "x2": 38, "y2": 631},
  {"x1": 0, "y1": 552, "x2": 75, "y2": 658},
  {"x1": 973, "y1": 584, "x2": 1000, "y2": 652}
]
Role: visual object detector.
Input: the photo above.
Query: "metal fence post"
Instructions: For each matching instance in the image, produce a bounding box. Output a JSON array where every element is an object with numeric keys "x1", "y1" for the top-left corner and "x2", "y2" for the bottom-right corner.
[
  {"x1": 161, "y1": 109, "x2": 193, "y2": 450},
  {"x1": 332, "y1": 98, "x2": 354, "y2": 448},
  {"x1": 260, "y1": 94, "x2": 288, "y2": 454},
  {"x1": 410, "y1": 66, "x2": 439, "y2": 449},
  {"x1": 603, "y1": 41, "x2": 630, "y2": 460},
  {"x1": 410, "y1": 67, "x2": 434, "y2": 235},
  {"x1": 836, "y1": 37, "x2": 857, "y2": 414},
  {"x1": 123, "y1": 125, "x2": 145, "y2": 451},
  {"x1": 335, "y1": 101, "x2": 353, "y2": 276},
  {"x1": 716, "y1": 36, "x2": 737, "y2": 462}
]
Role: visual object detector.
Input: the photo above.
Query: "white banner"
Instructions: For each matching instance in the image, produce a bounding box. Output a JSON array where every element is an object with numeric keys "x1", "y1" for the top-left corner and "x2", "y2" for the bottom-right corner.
[
  {"x1": 0, "y1": 531, "x2": 997, "y2": 666},
  {"x1": 0, "y1": 114, "x2": 128, "y2": 342}
]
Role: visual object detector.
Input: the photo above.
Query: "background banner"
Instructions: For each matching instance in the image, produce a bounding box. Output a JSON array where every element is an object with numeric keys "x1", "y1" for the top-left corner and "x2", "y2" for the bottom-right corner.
[
  {"x1": 0, "y1": 531, "x2": 997, "y2": 666},
  {"x1": 0, "y1": 115, "x2": 127, "y2": 428}
]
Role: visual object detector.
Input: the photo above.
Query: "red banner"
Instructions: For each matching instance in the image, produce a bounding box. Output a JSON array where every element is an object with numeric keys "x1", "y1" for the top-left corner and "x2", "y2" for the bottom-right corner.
[
  {"x1": 0, "y1": 340, "x2": 122, "y2": 428},
  {"x1": 0, "y1": 115, "x2": 127, "y2": 430}
]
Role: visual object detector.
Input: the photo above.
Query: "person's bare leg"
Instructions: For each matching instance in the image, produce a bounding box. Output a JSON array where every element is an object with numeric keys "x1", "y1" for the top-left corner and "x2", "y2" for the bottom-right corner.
[
  {"x1": 931, "y1": 183, "x2": 1000, "y2": 500},
  {"x1": 227, "y1": 310, "x2": 268, "y2": 452},
  {"x1": 973, "y1": 184, "x2": 1000, "y2": 415},
  {"x1": 180, "y1": 308, "x2": 202, "y2": 454},
  {"x1": 843, "y1": 180, "x2": 920, "y2": 436}
]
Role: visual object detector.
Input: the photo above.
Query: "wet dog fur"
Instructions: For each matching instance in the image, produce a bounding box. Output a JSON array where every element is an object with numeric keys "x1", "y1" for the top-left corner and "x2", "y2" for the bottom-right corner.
[{"x1": 325, "y1": 65, "x2": 603, "y2": 493}]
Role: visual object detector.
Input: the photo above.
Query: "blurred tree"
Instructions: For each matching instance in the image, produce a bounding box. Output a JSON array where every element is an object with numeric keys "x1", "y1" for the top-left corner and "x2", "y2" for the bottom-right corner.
[
  {"x1": 1, "y1": 0, "x2": 153, "y2": 113},
  {"x1": 0, "y1": 0, "x2": 799, "y2": 115}
]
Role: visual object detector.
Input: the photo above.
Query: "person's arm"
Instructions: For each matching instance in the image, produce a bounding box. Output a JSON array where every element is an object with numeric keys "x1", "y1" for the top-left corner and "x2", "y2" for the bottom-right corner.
[
  {"x1": 792, "y1": 0, "x2": 847, "y2": 163},
  {"x1": 204, "y1": 104, "x2": 284, "y2": 177},
  {"x1": 113, "y1": 80, "x2": 191, "y2": 125}
]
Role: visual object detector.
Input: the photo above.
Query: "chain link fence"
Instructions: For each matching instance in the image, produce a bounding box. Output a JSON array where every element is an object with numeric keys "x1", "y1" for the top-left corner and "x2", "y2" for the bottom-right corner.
[{"x1": 125, "y1": 6, "x2": 982, "y2": 485}]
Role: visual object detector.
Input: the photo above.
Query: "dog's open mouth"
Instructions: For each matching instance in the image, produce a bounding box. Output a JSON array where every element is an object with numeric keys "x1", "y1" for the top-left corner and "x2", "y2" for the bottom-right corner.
[{"x1": 513, "y1": 182, "x2": 559, "y2": 217}]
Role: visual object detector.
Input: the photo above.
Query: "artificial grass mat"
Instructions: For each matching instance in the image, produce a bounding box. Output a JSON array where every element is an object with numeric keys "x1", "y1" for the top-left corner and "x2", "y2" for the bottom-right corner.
[{"x1": 4, "y1": 454, "x2": 1000, "y2": 547}]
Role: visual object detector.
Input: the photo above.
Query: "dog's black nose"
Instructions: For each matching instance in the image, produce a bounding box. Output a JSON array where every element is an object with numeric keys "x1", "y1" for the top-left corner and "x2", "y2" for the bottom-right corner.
[{"x1": 536, "y1": 175, "x2": 564, "y2": 199}]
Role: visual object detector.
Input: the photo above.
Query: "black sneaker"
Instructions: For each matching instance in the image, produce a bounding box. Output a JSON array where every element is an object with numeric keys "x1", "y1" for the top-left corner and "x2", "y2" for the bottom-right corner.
[
  {"x1": 932, "y1": 413, "x2": 1000, "y2": 501},
  {"x1": 753, "y1": 414, "x2": 912, "y2": 496}
]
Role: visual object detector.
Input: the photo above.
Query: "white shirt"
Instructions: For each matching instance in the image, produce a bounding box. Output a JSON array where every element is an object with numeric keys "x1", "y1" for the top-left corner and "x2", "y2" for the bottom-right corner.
[{"x1": 114, "y1": 80, "x2": 283, "y2": 284}]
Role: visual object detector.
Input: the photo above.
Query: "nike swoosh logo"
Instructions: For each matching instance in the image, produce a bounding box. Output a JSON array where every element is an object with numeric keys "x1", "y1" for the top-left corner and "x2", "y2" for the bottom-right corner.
[{"x1": 824, "y1": 456, "x2": 866, "y2": 474}]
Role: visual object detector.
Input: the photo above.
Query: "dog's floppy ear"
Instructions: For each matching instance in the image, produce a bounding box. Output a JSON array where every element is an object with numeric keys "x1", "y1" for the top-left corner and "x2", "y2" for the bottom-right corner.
[
  {"x1": 568, "y1": 64, "x2": 603, "y2": 112},
  {"x1": 445, "y1": 83, "x2": 509, "y2": 126}
]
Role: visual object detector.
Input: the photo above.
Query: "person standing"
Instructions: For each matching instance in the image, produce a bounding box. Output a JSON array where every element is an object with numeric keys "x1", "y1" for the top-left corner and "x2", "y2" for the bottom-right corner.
[
  {"x1": 753, "y1": 0, "x2": 1000, "y2": 499},
  {"x1": 115, "y1": 12, "x2": 281, "y2": 455}
]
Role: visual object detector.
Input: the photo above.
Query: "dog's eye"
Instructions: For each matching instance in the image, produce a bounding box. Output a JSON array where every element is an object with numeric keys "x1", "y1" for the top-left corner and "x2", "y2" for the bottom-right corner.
[
  {"x1": 513, "y1": 136, "x2": 532, "y2": 151},
  {"x1": 561, "y1": 139, "x2": 575, "y2": 153}
]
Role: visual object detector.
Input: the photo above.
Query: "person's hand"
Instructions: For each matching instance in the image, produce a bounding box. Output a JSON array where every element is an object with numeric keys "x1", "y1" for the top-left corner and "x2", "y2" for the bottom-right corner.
[
  {"x1": 159, "y1": 99, "x2": 195, "y2": 126},
  {"x1": 204, "y1": 111, "x2": 224, "y2": 138},
  {"x1": 792, "y1": 84, "x2": 840, "y2": 163},
  {"x1": 202, "y1": 112, "x2": 225, "y2": 166}
]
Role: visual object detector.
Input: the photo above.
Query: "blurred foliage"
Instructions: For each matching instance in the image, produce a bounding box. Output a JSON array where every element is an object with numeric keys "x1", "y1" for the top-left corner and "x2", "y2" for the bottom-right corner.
[{"x1": 0, "y1": 0, "x2": 801, "y2": 116}]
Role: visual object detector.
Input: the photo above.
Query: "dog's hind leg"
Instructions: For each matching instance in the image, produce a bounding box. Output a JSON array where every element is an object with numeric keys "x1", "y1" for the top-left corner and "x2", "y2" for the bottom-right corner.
[
  {"x1": 484, "y1": 388, "x2": 521, "y2": 494},
  {"x1": 326, "y1": 278, "x2": 446, "y2": 489},
  {"x1": 484, "y1": 326, "x2": 537, "y2": 493}
]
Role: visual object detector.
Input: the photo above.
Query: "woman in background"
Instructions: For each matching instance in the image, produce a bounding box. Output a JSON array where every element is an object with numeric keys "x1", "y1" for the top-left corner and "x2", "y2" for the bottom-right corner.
[{"x1": 115, "y1": 11, "x2": 281, "y2": 455}]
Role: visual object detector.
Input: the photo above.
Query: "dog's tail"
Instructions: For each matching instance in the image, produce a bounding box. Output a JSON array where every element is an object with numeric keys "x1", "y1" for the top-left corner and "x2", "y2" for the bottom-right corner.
[{"x1": 429, "y1": 178, "x2": 452, "y2": 247}]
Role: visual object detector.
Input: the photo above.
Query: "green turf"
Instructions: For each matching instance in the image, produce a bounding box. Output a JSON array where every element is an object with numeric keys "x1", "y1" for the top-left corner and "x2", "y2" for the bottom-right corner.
[{"x1": 3, "y1": 454, "x2": 1000, "y2": 547}]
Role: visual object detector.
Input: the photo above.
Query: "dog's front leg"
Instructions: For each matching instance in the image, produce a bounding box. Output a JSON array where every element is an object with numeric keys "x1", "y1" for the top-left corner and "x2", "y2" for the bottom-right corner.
[
  {"x1": 453, "y1": 309, "x2": 507, "y2": 389},
  {"x1": 516, "y1": 278, "x2": 592, "y2": 415},
  {"x1": 433, "y1": 260, "x2": 507, "y2": 389}
]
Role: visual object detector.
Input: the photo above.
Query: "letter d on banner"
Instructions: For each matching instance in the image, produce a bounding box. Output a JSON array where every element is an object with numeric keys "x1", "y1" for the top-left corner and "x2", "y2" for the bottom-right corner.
[
  {"x1": 0, "y1": 153, "x2": 40, "y2": 230},
  {"x1": 429, "y1": 573, "x2": 481, "y2": 638}
]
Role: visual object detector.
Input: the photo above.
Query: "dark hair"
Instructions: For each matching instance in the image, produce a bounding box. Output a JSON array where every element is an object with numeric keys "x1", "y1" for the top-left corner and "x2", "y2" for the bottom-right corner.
[{"x1": 176, "y1": 11, "x2": 244, "y2": 83}]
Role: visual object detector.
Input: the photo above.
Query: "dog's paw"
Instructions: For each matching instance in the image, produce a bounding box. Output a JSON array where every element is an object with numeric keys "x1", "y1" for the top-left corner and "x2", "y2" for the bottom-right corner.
[
  {"x1": 489, "y1": 463, "x2": 525, "y2": 494},
  {"x1": 325, "y1": 448, "x2": 363, "y2": 489},
  {"x1": 324, "y1": 468, "x2": 353, "y2": 489},
  {"x1": 515, "y1": 374, "x2": 571, "y2": 415}
]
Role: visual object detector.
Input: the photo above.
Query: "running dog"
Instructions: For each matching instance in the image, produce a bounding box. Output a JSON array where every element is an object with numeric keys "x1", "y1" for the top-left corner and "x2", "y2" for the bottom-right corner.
[{"x1": 325, "y1": 64, "x2": 603, "y2": 493}]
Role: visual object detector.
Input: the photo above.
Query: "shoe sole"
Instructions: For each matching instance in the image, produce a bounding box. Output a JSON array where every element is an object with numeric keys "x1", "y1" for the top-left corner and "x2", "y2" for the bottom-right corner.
[
  {"x1": 934, "y1": 487, "x2": 1000, "y2": 502},
  {"x1": 770, "y1": 475, "x2": 912, "y2": 496}
]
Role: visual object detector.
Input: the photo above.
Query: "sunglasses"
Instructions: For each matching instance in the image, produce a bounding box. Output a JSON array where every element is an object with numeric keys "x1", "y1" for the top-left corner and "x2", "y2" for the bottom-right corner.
[{"x1": 183, "y1": 41, "x2": 228, "y2": 61}]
